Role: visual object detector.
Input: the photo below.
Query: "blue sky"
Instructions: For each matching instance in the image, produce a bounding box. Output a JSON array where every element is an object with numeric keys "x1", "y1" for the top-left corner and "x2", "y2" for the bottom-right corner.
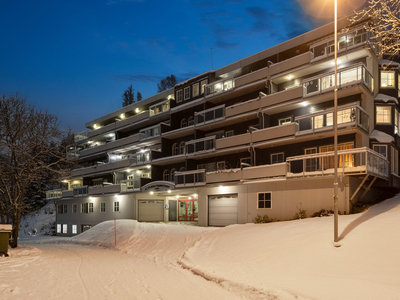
[{"x1": 0, "y1": 0, "x2": 341, "y2": 132}]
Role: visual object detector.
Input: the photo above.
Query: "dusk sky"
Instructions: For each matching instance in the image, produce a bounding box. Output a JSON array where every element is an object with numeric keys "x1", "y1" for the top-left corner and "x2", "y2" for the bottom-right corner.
[{"x1": 0, "y1": 0, "x2": 365, "y2": 133}]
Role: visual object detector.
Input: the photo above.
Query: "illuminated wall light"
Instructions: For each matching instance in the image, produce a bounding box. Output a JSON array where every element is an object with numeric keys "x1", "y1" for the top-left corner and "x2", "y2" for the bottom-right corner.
[
  {"x1": 126, "y1": 169, "x2": 131, "y2": 173},
  {"x1": 287, "y1": 75, "x2": 293, "y2": 80},
  {"x1": 167, "y1": 190, "x2": 171, "y2": 193},
  {"x1": 136, "y1": 170, "x2": 141, "y2": 174},
  {"x1": 193, "y1": 194, "x2": 198, "y2": 198},
  {"x1": 188, "y1": 197, "x2": 192, "y2": 200},
  {"x1": 93, "y1": 124, "x2": 98, "y2": 129},
  {"x1": 146, "y1": 165, "x2": 151, "y2": 169},
  {"x1": 120, "y1": 113, "x2": 125, "y2": 119},
  {"x1": 135, "y1": 108, "x2": 139, "y2": 113},
  {"x1": 150, "y1": 191, "x2": 154, "y2": 195},
  {"x1": 140, "y1": 149, "x2": 145, "y2": 153},
  {"x1": 301, "y1": 101, "x2": 308, "y2": 107},
  {"x1": 176, "y1": 195, "x2": 180, "y2": 199}
]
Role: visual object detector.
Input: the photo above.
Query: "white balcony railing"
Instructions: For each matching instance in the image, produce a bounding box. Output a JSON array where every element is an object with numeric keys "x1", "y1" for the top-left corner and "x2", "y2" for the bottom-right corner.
[
  {"x1": 74, "y1": 130, "x2": 89, "y2": 142},
  {"x1": 295, "y1": 104, "x2": 369, "y2": 135},
  {"x1": 73, "y1": 186, "x2": 88, "y2": 197},
  {"x1": 120, "y1": 179, "x2": 141, "y2": 193},
  {"x1": 149, "y1": 100, "x2": 170, "y2": 117},
  {"x1": 139, "y1": 125, "x2": 160, "y2": 141},
  {"x1": 302, "y1": 63, "x2": 374, "y2": 97},
  {"x1": 185, "y1": 136, "x2": 216, "y2": 155},
  {"x1": 286, "y1": 147, "x2": 389, "y2": 179},
  {"x1": 46, "y1": 189, "x2": 62, "y2": 200},
  {"x1": 194, "y1": 104, "x2": 225, "y2": 126}
]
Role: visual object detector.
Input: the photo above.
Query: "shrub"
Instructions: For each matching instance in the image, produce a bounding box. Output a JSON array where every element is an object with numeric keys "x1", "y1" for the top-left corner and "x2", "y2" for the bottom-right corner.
[
  {"x1": 311, "y1": 208, "x2": 334, "y2": 217},
  {"x1": 293, "y1": 204, "x2": 307, "y2": 219},
  {"x1": 252, "y1": 214, "x2": 278, "y2": 224}
]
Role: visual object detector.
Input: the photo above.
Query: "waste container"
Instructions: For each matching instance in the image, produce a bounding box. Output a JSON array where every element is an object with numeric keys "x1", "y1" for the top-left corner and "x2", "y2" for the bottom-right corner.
[{"x1": 0, "y1": 224, "x2": 12, "y2": 257}]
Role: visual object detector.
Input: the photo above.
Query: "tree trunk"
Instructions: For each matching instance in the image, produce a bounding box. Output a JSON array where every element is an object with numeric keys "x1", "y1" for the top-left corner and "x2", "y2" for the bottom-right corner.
[{"x1": 10, "y1": 208, "x2": 21, "y2": 248}]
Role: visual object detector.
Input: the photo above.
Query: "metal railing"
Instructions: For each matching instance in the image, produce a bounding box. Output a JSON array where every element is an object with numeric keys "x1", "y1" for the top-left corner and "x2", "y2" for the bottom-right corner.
[
  {"x1": 73, "y1": 186, "x2": 88, "y2": 197},
  {"x1": 139, "y1": 125, "x2": 160, "y2": 140},
  {"x1": 204, "y1": 77, "x2": 235, "y2": 97},
  {"x1": 286, "y1": 147, "x2": 389, "y2": 179},
  {"x1": 46, "y1": 190, "x2": 62, "y2": 200},
  {"x1": 185, "y1": 136, "x2": 216, "y2": 155},
  {"x1": 175, "y1": 169, "x2": 206, "y2": 187},
  {"x1": 295, "y1": 104, "x2": 369, "y2": 135},
  {"x1": 74, "y1": 130, "x2": 89, "y2": 142},
  {"x1": 120, "y1": 179, "x2": 141, "y2": 192},
  {"x1": 303, "y1": 63, "x2": 374, "y2": 97},
  {"x1": 194, "y1": 105, "x2": 225, "y2": 126},
  {"x1": 149, "y1": 100, "x2": 170, "y2": 117}
]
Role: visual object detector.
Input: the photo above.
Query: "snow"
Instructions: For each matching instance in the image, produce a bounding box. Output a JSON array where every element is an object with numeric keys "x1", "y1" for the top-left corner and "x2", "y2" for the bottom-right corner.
[
  {"x1": 379, "y1": 59, "x2": 400, "y2": 67},
  {"x1": 370, "y1": 129, "x2": 395, "y2": 143},
  {"x1": 2, "y1": 196, "x2": 400, "y2": 299},
  {"x1": 374, "y1": 93, "x2": 399, "y2": 105}
]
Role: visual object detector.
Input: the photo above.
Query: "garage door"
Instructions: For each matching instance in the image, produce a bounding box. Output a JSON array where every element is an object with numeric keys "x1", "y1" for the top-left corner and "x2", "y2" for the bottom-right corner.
[
  {"x1": 138, "y1": 200, "x2": 164, "y2": 222},
  {"x1": 208, "y1": 194, "x2": 238, "y2": 226}
]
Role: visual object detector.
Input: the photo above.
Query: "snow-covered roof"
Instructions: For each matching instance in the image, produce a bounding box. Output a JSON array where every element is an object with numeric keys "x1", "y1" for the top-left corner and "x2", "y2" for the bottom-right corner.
[
  {"x1": 370, "y1": 130, "x2": 394, "y2": 143},
  {"x1": 379, "y1": 59, "x2": 400, "y2": 67},
  {"x1": 374, "y1": 93, "x2": 399, "y2": 105}
]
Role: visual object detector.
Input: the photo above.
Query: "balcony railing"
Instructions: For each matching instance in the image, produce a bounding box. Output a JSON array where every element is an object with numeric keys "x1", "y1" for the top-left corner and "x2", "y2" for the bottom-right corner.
[
  {"x1": 139, "y1": 125, "x2": 161, "y2": 141},
  {"x1": 133, "y1": 151, "x2": 151, "y2": 165},
  {"x1": 73, "y1": 186, "x2": 88, "y2": 197},
  {"x1": 310, "y1": 26, "x2": 369, "y2": 61},
  {"x1": 149, "y1": 100, "x2": 170, "y2": 117},
  {"x1": 46, "y1": 189, "x2": 62, "y2": 200},
  {"x1": 205, "y1": 77, "x2": 235, "y2": 97},
  {"x1": 88, "y1": 184, "x2": 120, "y2": 195},
  {"x1": 295, "y1": 104, "x2": 369, "y2": 135},
  {"x1": 74, "y1": 130, "x2": 89, "y2": 142},
  {"x1": 303, "y1": 63, "x2": 374, "y2": 97},
  {"x1": 120, "y1": 179, "x2": 141, "y2": 193},
  {"x1": 175, "y1": 169, "x2": 206, "y2": 187},
  {"x1": 286, "y1": 147, "x2": 389, "y2": 179},
  {"x1": 194, "y1": 104, "x2": 225, "y2": 126},
  {"x1": 186, "y1": 136, "x2": 216, "y2": 155}
]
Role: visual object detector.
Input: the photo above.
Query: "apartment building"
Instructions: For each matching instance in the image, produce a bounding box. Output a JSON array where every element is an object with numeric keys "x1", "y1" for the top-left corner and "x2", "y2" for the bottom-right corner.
[{"x1": 51, "y1": 16, "x2": 400, "y2": 236}]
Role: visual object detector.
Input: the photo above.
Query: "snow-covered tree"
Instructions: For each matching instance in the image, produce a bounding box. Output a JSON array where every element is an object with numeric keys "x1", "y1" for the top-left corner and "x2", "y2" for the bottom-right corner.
[
  {"x1": 0, "y1": 94, "x2": 70, "y2": 247},
  {"x1": 350, "y1": 0, "x2": 400, "y2": 57}
]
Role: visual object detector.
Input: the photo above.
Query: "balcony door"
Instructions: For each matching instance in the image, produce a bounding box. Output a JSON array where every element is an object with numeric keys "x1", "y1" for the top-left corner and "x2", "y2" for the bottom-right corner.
[{"x1": 319, "y1": 143, "x2": 353, "y2": 170}]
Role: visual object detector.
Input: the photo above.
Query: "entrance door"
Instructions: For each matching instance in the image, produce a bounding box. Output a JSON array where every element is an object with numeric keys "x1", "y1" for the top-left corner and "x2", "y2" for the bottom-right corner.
[{"x1": 178, "y1": 199, "x2": 198, "y2": 221}]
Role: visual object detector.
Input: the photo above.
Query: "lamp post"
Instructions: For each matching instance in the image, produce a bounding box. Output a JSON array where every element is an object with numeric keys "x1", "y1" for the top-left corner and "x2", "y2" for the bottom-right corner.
[{"x1": 333, "y1": 0, "x2": 340, "y2": 247}]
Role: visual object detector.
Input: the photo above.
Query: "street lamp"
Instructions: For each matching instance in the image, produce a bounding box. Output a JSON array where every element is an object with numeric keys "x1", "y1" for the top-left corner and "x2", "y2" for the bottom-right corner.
[{"x1": 333, "y1": 0, "x2": 341, "y2": 247}]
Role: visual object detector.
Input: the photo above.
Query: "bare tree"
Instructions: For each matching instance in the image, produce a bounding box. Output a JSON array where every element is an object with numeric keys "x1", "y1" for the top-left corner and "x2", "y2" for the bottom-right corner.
[
  {"x1": 0, "y1": 94, "x2": 70, "y2": 247},
  {"x1": 157, "y1": 75, "x2": 177, "y2": 93},
  {"x1": 350, "y1": 0, "x2": 400, "y2": 57},
  {"x1": 122, "y1": 85, "x2": 135, "y2": 107}
]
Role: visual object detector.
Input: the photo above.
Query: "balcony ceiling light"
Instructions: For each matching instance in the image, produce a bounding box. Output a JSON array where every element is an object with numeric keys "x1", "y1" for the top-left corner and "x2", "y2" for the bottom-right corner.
[
  {"x1": 135, "y1": 108, "x2": 139, "y2": 113},
  {"x1": 150, "y1": 191, "x2": 154, "y2": 195},
  {"x1": 146, "y1": 165, "x2": 151, "y2": 169},
  {"x1": 301, "y1": 101, "x2": 308, "y2": 107},
  {"x1": 287, "y1": 75, "x2": 293, "y2": 80},
  {"x1": 168, "y1": 190, "x2": 171, "y2": 193}
]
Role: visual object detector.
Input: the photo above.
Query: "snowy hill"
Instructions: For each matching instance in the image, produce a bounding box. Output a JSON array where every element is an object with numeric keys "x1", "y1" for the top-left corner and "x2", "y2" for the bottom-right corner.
[{"x1": 18, "y1": 201, "x2": 56, "y2": 237}]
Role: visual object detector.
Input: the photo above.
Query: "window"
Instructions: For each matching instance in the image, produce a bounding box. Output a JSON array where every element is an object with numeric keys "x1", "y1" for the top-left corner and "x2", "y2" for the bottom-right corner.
[
  {"x1": 72, "y1": 204, "x2": 77, "y2": 213},
  {"x1": 271, "y1": 153, "x2": 284, "y2": 164},
  {"x1": 373, "y1": 145, "x2": 387, "y2": 157},
  {"x1": 89, "y1": 203, "x2": 93, "y2": 213},
  {"x1": 392, "y1": 147, "x2": 399, "y2": 175},
  {"x1": 57, "y1": 204, "x2": 67, "y2": 214},
  {"x1": 171, "y1": 168, "x2": 176, "y2": 182},
  {"x1": 163, "y1": 169, "x2": 170, "y2": 181},
  {"x1": 72, "y1": 225, "x2": 77, "y2": 234},
  {"x1": 381, "y1": 71, "x2": 395, "y2": 87},
  {"x1": 201, "y1": 79, "x2": 208, "y2": 94},
  {"x1": 305, "y1": 148, "x2": 317, "y2": 172},
  {"x1": 320, "y1": 143, "x2": 353, "y2": 169},
  {"x1": 81, "y1": 203, "x2": 88, "y2": 214},
  {"x1": 62, "y1": 224, "x2": 68, "y2": 234},
  {"x1": 206, "y1": 162, "x2": 216, "y2": 172},
  {"x1": 376, "y1": 106, "x2": 391, "y2": 124},
  {"x1": 279, "y1": 117, "x2": 292, "y2": 125},
  {"x1": 184, "y1": 87, "x2": 190, "y2": 100},
  {"x1": 225, "y1": 130, "x2": 234, "y2": 137},
  {"x1": 188, "y1": 116, "x2": 194, "y2": 126},
  {"x1": 114, "y1": 202, "x2": 119, "y2": 212},
  {"x1": 197, "y1": 164, "x2": 206, "y2": 170},
  {"x1": 181, "y1": 118, "x2": 187, "y2": 128},
  {"x1": 172, "y1": 143, "x2": 179, "y2": 155},
  {"x1": 179, "y1": 141, "x2": 185, "y2": 154},
  {"x1": 395, "y1": 110, "x2": 399, "y2": 135},
  {"x1": 176, "y1": 90, "x2": 183, "y2": 103},
  {"x1": 92, "y1": 178, "x2": 103, "y2": 186},
  {"x1": 258, "y1": 192, "x2": 272, "y2": 209},
  {"x1": 192, "y1": 83, "x2": 199, "y2": 97},
  {"x1": 217, "y1": 161, "x2": 225, "y2": 170},
  {"x1": 101, "y1": 202, "x2": 106, "y2": 213},
  {"x1": 57, "y1": 224, "x2": 61, "y2": 234}
]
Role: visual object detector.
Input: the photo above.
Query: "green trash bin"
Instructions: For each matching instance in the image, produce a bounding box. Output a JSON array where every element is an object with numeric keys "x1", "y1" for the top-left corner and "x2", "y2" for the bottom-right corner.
[{"x1": 0, "y1": 224, "x2": 12, "y2": 257}]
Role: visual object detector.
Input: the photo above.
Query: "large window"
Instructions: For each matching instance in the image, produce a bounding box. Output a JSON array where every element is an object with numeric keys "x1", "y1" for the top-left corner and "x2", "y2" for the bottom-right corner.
[
  {"x1": 176, "y1": 90, "x2": 183, "y2": 103},
  {"x1": 257, "y1": 192, "x2": 272, "y2": 209},
  {"x1": 89, "y1": 203, "x2": 93, "y2": 213},
  {"x1": 163, "y1": 169, "x2": 170, "y2": 181},
  {"x1": 58, "y1": 204, "x2": 67, "y2": 214},
  {"x1": 376, "y1": 106, "x2": 391, "y2": 124},
  {"x1": 181, "y1": 118, "x2": 187, "y2": 128},
  {"x1": 271, "y1": 153, "x2": 284, "y2": 164},
  {"x1": 201, "y1": 79, "x2": 208, "y2": 94},
  {"x1": 179, "y1": 141, "x2": 185, "y2": 154},
  {"x1": 184, "y1": 87, "x2": 190, "y2": 100},
  {"x1": 320, "y1": 143, "x2": 353, "y2": 169},
  {"x1": 81, "y1": 203, "x2": 88, "y2": 214},
  {"x1": 172, "y1": 143, "x2": 179, "y2": 155},
  {"x1": 192, "y1": 83, "x2": 199, "y2": 97},
  {"x1": 72, "y1": 225, "x2": 77, "y2": 234},
  {"x1": 381, "y1": 71, "x2": 395, "y2": 87},
  {"x1": 188, "y1": 116, "x2": 194, "y2": 126},
  {"x1": 101, "y1": 202, "x2": 106, "y2": 213},
  {"x1": 57, "y1": 224, "x2": 61, "y2": 234},
  {"x1": 279, "y1": 117, "x2": 292, "y2": 125},
  {"x1": 114, "y1": 202, "x2": 120, "y2": 212},
  {"x1": 373, "y1": 145, "x2": 387, "y2": 157},
  {"x1": 62, "y1": 224, "x2": 68, "y2": 234},
  {"x1": 305, "y1": 148, "x2": 317, "y2": 172},
  {"x1": 72, "y1": 204, "x2": 77, "y2": 213}
]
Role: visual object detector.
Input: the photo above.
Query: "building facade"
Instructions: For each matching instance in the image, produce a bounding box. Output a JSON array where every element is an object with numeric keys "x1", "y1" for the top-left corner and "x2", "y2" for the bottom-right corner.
[{"x1": 51, "y1": 16, "x2": 400, "y2": 236}]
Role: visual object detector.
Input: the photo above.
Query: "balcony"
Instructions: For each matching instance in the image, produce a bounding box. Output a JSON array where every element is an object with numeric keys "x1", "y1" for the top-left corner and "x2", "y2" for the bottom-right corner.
[
  {"x1": 79, "y1": 134, "x2": 141, "y2": 157},
  {"x1": 205, "y1": 77, "x2": 235, "y2": 97},
  {"x1": 186, "y1": 136, "x2": 216, "y2": 156},
  {"x1": 74, "y1": 130, "x2": 89, "y2": 143},
  {"x1": 88, "y1": 184, "x2": 120, "y2": 195},
  {"x1": 71, "y1": 157, "x2": 136, "y2": 177},
  {"x1": 295, "y1": 104, "x2": 369, "y2": 136},
  {"x1": 120, "y1": 179, "x2": 141, "y2": 193},
  {"x1": 62, "y1": 190, "x2": 73, "y2": 198},
  {"x1": 73, "y1": 186, "x2": 88, "y2": 197},
  {"x1": 46, "y1": 190, "x2": 62, "y2": 200},
  {"x1": 286, "y1": 147, "x2": 389, "y2": 180},
  {"x1": 139, "y1": 125, "x2": 161, "y2": 141},
  {"x1": 175, "y1": 169, "x2": 206, "y2": 188},
  {"x1": 194, "y1": 105, "x2": 225, "y2": 127},
  {"x1": 149, "y1": 100, "x2": 170, "y2": 117},
  {"x1": 303, "y1": 63, "x2": 374, "y2": 97}
]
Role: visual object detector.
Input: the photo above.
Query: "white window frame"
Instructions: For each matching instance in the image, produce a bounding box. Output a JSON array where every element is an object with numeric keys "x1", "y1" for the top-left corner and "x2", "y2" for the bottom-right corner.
[
  {"x1": 381, "y1": 70, "x2": 395, "y2": 88},
  {"x1": 89, "y1": 202, "x2": 94, "y2": 213},
  {"x1": 72, "y1": 225, "x2": 77, "y2": 234},
  {"x1": 192, "y1": 82, "x2": 199, "y2": 97},
  {"x1": 62, "y1": 224, "x2": 68, "y2": 234},
  {"x1": 271, "y1": 152, "x2": 284, "y2": 164},
  {"x1": 57, "y1": 224, "x2": 62, "y2": 234},
  {"x1": 176, "y1": 89, "x2": 183, "y2": 103},
  {"x1": 373, "y1": 144, "x2": 387, "y2": 158},
  {"x1": 72, "y1": 203, "x2": 77, "y2": 213},
  {"x1": 163, "y1": 169, "x2": 170, "y2": 181},
  {"x1": 170, "y1": 168, "x2": 176, "y2": 182},
  {"x1": 114, "y1": 201, "x2": 120, "y2": 212},
  {"x1": 184, "y1": 87, "x2": 190, "y2": 100},
  {"x1": 376, "y1": 106, "x2": 392, "y2": 124},
  {"x1": 181, "y1": 118, "x2": 187, "y2": 128},
  {"x1": 201, "y1": 79, "x2": 208, "y2": 94},
  {"x1": 279, "y1": 117, "x2": 292, "y2": 125},
  {"x1": 257, "y1": 192, "x2": 272, "y2": 209},
  {"x1": 101, "y1": 202, "x2": 106, "y2": 213},
  {"x1": 172, "y1": 143, "x2": 179, "y2": 156},
  {"x1": 179, "y1": 141, "x2": 185, "y2": 154},
  {"x1": 188, "y1": 116, "x2": 194, "y2": 126}
]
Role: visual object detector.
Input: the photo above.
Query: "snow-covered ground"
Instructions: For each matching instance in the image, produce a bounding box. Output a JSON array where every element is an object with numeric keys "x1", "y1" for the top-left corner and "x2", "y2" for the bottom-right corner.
[{"x1": 1, "y1": 195, "x2": 400, "y2": 300}]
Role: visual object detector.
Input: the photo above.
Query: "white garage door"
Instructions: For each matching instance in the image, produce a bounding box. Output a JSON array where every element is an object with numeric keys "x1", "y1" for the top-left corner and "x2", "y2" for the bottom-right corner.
[
  {"x1": 208, "y1": 194, "x2": 238, "y2": 226},
  {"x1": 138, "y1": 200, "x2": 164, "y2": 222}
]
